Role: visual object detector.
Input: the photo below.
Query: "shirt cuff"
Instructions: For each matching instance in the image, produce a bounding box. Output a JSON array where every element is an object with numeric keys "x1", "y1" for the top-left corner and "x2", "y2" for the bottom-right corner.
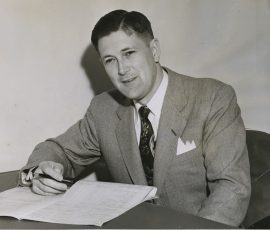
[{"x1": 20, "y1": 166, "x2": 38, "y2": 187}]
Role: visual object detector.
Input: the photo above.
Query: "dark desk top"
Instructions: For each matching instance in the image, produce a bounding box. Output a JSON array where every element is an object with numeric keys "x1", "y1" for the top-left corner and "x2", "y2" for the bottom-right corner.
[{"x1": 0, "y1": 170, "x2": 232, "y2": 229}]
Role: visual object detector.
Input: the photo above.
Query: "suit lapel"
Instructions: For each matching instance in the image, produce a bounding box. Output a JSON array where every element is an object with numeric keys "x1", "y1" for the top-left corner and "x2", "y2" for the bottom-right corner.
[
  {"x1": 153, "y1": 69, "x2": 188, "y2": 192},
  {"x1": 114, "y1": 68, "x2": 189, "y2": 189},
  {"x1": 115, "y1": 102, "x2": 147, "y2": 185}
]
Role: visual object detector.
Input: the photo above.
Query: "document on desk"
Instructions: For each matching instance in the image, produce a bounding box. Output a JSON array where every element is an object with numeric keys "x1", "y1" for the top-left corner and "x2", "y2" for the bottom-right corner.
[{"x1": 0, "y1": 179, "x2": 157, "y2": 226}]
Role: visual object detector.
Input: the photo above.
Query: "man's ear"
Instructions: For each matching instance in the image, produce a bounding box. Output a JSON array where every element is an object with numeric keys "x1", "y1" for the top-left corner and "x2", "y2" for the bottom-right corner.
[{"x1": 150, "y1": 38, "x2": 161, "y2": 63}]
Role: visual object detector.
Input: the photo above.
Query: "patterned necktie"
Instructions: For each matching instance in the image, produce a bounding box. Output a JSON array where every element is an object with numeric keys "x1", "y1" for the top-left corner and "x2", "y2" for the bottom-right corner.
[{"x1": 138, "y1": 106, "x2": 155, "y2": 186}]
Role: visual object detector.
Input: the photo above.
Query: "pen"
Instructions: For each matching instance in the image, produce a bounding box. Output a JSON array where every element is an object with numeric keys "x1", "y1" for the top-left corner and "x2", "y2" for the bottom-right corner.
[{"x1": 37, "y1": 173, "x2": 74, "y2": 187}]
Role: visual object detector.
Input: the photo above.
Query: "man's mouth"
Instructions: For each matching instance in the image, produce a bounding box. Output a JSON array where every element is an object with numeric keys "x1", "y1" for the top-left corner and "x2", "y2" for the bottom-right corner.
[{"x1": 121, "y1": 76, "x2": 137, "y2": 84}]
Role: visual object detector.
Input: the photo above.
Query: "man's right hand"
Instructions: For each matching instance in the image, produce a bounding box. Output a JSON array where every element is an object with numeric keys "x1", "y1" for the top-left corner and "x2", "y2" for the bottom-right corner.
[{"x1": 31, "y1": 161, "x2": 68, "y2": 196}]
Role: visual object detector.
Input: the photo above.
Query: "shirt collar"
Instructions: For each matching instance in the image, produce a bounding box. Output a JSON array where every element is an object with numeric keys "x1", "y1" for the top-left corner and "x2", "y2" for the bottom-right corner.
[{"x1": 134, "y1": 69, "x2": 169, "y2": 117}]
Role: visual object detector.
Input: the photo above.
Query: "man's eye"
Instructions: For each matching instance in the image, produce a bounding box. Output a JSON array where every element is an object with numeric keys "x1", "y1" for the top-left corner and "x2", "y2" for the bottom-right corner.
[
  {"x1": 124, "y1": 51, "x2": 135, "y2": 57},
  {"x1": 104, "y1": 58, "x2": 115, "y2": 64}
]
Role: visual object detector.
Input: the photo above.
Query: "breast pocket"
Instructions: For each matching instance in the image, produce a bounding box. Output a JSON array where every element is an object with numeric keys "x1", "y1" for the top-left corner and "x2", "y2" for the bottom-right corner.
[{"x1": 174, "y1": 141, "x2": 202, "y2": 163}]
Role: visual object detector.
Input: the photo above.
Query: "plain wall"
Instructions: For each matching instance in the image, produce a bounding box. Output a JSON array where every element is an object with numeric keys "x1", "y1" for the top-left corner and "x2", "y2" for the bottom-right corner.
[{"x1": 0, "y1": 0, "x2": 269, "y2": 172}]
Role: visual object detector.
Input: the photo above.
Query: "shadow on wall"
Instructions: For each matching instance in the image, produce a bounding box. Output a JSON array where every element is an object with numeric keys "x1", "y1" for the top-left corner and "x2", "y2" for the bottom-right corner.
[
  {"x1": 81, "y1": 43, "x2": 114, "y2": 95},
  {"x1": 80, "y1": 45, "x2": 114, "y2": 182}
]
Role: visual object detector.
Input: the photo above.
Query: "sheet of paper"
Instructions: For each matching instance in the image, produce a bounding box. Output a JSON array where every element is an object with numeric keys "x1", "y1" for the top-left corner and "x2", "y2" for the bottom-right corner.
[
  {"x1": 0, "y1": 179, "x2": 157, "y2": 226},
  {"x1": 0, "y1": 186, "x2": 63, "y2": 218},
  {"x1": 24, "y1": 180, "x2": 157, "y2": 226}
]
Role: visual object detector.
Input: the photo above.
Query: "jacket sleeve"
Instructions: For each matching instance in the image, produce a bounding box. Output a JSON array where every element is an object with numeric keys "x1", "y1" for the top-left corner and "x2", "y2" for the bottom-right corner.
[
  {"x1": 197, "y1": 84, "x2": 251, "y2": 226},
  {"x1": 20, "y1": 100, "x2": 101, "y2": 179}
]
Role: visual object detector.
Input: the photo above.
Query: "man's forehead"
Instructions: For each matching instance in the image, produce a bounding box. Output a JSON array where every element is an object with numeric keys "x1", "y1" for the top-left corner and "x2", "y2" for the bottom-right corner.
[{"x1": 97, "y1": 30, "x2": 147, "y2": 55}]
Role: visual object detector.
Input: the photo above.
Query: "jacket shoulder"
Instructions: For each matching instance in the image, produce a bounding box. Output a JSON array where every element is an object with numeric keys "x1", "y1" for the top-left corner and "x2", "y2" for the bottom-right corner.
[{"x1": 168, "y1": 69, "x2": 235, "y2": 98}]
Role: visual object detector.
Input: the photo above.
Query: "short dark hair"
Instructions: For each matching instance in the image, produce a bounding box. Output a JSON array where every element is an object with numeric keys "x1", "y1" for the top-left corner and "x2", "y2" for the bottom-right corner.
[{"x1": 91, "y1": 10, "x2": 154, "y2": 51}]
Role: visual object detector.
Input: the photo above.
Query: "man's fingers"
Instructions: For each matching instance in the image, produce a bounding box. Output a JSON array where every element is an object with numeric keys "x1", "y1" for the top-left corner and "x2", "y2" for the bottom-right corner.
[
  {"x1": 39, "y1": 161, "x2": 64, "y2": 181},
  {"x1": 38, "y1": 176, "x2": 67, "y2": 191},
  {"x1": 42, "y1": 167, "x2": 63, "y2": 181},
  {"x1": 31, "y1": 161, "x2": 68, "y2": 196},
  {"x1": 50, "y1": 162, "x2": 64, "y2": 174},
  {"x1": 53, "y1": 163, "x2": 63, "y2": 174},
  {"x1": 31, "y1": 184, "x2": 55, "y2": 196},
  {"x1": 32, "y1": 178, "x2": 66, "y2": 195}
]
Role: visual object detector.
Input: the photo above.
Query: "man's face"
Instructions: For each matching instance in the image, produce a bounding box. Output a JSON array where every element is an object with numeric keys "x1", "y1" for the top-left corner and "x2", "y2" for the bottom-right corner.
[{"x1": 98, "y1": 30, "x2": 160, "y2": 104}]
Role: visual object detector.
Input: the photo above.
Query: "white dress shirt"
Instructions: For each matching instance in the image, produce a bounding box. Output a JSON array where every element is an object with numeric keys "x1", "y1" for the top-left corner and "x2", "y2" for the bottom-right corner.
[{"x1": 133, "y1": 69, "x2": 169, "y2": 148}]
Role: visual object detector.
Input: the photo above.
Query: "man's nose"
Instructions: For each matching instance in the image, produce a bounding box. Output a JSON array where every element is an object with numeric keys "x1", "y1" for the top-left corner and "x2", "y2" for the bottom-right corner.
[{"x1": 118, "y1": 60, "x2": 129, "y2": 76}]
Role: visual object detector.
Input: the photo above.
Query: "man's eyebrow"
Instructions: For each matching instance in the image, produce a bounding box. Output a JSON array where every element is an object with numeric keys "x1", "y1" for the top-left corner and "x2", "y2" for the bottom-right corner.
[
  {"x1": 102, "y1": 54, "x2": 114, "y2": 60},
  {"x1": 121, "y1": 47, "x2": 133, "y2": 52},
  {"x1": 123, "y1": 46, "x2": 138, "y2": 52}
]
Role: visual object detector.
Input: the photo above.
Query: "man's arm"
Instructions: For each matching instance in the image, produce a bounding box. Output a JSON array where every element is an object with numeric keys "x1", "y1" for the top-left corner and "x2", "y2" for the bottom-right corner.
[
  {"x1": 197, "y1": 84, "x2": 251, "y2": 226},
  {"x1": 20, "y1": 100, "x2": 101, "y2": 184}
]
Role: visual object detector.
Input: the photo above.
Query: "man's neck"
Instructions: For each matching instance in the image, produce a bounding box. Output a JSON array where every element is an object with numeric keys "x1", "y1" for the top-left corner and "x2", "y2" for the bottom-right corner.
[{"x1": 138, "y1": 64, "x2": 164, "y2": 105}]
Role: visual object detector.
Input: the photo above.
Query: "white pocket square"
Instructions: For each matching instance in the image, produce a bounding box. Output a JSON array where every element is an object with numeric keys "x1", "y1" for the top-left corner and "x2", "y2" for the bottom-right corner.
[{"x1": 176, "y1": 138, "x2": 196, "y2": 155}]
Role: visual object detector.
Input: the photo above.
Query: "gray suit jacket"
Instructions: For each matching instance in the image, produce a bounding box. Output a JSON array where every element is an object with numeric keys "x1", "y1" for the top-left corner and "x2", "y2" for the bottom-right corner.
[{"x1": 23, "y1": 68, "x2": 251, "y2": 226}]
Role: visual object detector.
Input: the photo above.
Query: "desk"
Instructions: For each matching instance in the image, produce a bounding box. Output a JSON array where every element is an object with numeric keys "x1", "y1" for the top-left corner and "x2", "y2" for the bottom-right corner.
[{"x1": 0, "y1": 171, "x2": 232, "y2": 229}]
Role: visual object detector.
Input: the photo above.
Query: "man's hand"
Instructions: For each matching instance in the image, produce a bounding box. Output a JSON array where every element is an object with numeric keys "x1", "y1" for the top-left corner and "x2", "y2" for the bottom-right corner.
[{"x1": 31, "y1": 161, "x2": 68, "y2": 196}]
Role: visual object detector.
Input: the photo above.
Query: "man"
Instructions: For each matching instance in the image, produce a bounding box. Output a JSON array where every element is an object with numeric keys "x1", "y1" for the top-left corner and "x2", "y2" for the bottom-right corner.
[{"x1": 20, "y1": 10, "x2": 251, "y2": 226}]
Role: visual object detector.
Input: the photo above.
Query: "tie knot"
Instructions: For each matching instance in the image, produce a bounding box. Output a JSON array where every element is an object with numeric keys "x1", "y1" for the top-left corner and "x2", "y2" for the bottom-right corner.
[{"x1": 139, "y1": 106, "x2": 151, "y2": 119}]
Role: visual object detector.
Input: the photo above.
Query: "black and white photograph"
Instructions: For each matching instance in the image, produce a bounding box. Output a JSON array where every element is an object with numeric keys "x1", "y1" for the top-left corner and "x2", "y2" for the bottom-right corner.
[{"x1": 0, "y1": 0, "x2": 269, "y2": 229}]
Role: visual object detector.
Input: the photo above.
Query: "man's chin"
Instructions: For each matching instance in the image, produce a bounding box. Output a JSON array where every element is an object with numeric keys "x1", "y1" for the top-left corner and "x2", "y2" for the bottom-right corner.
[
  {"x1": 119, "y1": 91, "x2": 139, "y2": 100},
  {"x1": 119, "y1": 90, "x2": 147, "y2": 103}
]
